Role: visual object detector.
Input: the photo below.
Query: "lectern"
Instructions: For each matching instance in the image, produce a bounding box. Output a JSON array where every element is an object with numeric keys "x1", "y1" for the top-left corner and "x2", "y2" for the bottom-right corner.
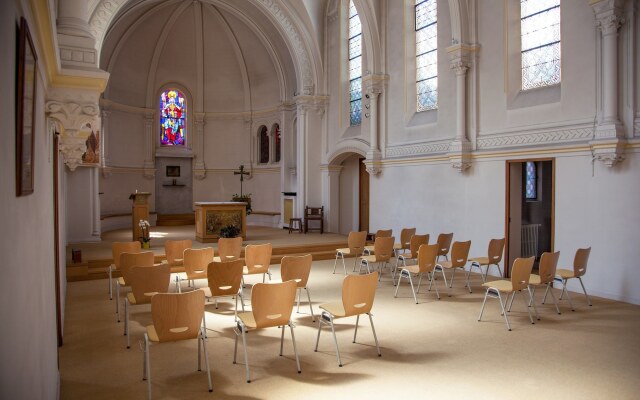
[{"x1": 130, "y1": 192, "x2": 151, "y2": 241}]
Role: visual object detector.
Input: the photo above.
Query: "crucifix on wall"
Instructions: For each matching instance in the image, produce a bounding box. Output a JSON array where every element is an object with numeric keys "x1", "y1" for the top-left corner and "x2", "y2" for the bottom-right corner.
[{"x1": 233, "y1": 165, "x2": 250, "y2": 197}]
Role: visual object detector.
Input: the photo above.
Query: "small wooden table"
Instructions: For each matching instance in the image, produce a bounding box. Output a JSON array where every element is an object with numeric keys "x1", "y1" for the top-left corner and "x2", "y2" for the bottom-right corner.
[{"x1": 194, "y1": 202, "x2": 247, "y2": 243}]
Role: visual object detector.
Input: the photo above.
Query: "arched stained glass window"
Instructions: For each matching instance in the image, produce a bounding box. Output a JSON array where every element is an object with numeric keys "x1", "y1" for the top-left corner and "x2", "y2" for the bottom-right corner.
[
  {"x1": 160, "y1": 89, "x2": 186, "y2": 146},
  {"x1": 259, "y1": 126, "x2": 269, "y2": 164},
  {"x1": 348, "y1": 0, "x2": 362, "y2": 126},
  {"x1": 521, "y1": 0, "x2": 561, "y2": 90},
  {"x1": 273, "y1": 124, "x2": 281, "y2": 163},
  {"x1": 416, "y1": 0, "x2": 437, "y2": 111}
]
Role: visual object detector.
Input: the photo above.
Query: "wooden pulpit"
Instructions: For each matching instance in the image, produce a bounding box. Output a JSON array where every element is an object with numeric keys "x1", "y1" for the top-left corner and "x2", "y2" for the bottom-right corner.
[{"x1": 130, "y1": 192, "x2": 151, "y2": 241}]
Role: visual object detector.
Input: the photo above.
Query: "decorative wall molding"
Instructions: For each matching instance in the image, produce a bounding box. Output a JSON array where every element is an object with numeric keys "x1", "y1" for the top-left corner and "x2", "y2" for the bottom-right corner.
[
  {"x1": 386, "y1": 141, "x2": 451, "y2": 157},
  {"x1": 88, "y1": 0, "x2": 128, "y2": 55},
  {"x1": 59, "y1": 45, "x2": 97, "y2": 68},
  {"x1": 477, "y1": 127, "x2": 594, "y2": 149}
]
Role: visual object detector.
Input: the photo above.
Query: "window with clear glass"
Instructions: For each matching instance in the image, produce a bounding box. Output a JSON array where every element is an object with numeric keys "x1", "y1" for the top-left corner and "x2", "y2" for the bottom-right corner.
[
  {"x1": 348, "y1": 0, "x2": 362, "y2": 126},
  {"x1": 416, "y1": 0, "x2": 437, "y2": 111},
  {"x1": 259, "y1": 126, "x2": 269, "y2": 164},
  {"x1": 521, "y1": 0, "x2": 561, "y2": 90},
  {"x1": 525, "y1": 161, "x2": 537, "y2": 200},
  {"x1": 160, "y1": 89, "x2": 186, "y2": 146}
]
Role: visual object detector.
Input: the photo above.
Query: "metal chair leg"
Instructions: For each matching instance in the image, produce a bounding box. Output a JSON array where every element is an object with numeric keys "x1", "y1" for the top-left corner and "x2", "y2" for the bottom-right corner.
[
  {"x1": 368, "y1": 313, "x2": 381, "y2": 357},
  {"x1": 353, "y1": 314, "x2": 360, "y2": 343},
  {"x1": 578, "y1": 277, "x2": 593, "y2": 306},
  {"x1": 289, "y1": 323, "x2": 301, "y2": 373},
  {"x1": 305, "y1": 287, "x2": 315, "y2": 322},
  {"x1": 200, "y1": 329, "x2": 213, "y2": 392}
]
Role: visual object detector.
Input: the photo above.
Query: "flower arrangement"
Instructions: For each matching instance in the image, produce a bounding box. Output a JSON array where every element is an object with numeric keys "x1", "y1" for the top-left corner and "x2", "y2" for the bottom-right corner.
[
  {"x1": 138, "y1": 219, "x2": 151, "y2": 248},
  {"x1": 219, "y1": 224, "x2": 241, "y2": 238},
  {"x1": 232, "y1": 193, "x2": 252, "y2": 215}
]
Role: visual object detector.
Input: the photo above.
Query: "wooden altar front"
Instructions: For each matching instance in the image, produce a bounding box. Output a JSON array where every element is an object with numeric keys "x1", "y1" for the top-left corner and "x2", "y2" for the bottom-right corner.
[{"x1": 194, "y1": 202, "x2": 247, "y2": 243}]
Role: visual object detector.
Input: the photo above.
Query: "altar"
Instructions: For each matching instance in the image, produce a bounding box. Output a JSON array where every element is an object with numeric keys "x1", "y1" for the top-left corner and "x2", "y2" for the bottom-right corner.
[{"x1": 194, "y1": 202, "x2": 247, "y2": 243}]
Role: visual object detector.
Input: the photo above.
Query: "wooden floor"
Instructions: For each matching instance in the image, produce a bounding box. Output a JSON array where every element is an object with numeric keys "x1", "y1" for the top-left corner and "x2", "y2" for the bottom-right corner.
[{"x1": 66, "y1": 225, "x2": 348, "y2": 281}]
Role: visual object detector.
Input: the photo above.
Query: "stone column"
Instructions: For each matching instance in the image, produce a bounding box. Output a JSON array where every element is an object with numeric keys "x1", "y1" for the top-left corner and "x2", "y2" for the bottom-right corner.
[
  {"x1": 362, "y1": 74, "x2": 387, "y2": 175},
  {"x1": 193, "y1": 113, "x2": 206, "y2": 180},
  {"x1": 100, "y1": 109, "x2": 111, "y2": 176},
  {"x1": 295, "y1": 102, "x2": 308, "y2": 218},
  {"x1": 56, "y1": 0, "x2": 98, "y2": 70},
  {"x1": 591, "y1": 0, "x2": 626, "y2": 167},
  {"x1": 143, "y1": 111, "x2": 155, "y2": 178}
]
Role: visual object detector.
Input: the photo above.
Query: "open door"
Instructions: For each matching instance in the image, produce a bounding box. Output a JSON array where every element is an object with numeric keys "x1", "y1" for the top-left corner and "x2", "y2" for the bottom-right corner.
[
  {"x1": 505, "y1": 159, "x2": 555, "y2": 277},
  {"x1": 358, "y1": 158, "x2": 369, "y2": 232}
]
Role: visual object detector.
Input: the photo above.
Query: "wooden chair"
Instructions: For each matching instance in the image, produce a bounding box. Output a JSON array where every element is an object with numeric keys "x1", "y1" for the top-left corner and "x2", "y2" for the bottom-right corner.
[
  {"x1": 233, "y1": 280, "x2": 300, "y2": 383},
  {"x1": 178, "y1": 247, "x2": 214, "y2": 292},
  {"x1": 143, "y1": 290, "x2": 212, "y2": 399},
  {"x1": 358, "y1": 236, "x2": 395, "y2": 280},
  {"x1": 108, "y1": 241, "x2": 141, "y2": 300},
  {"x1": 123, "y1": 264, "x2": 171, "y2": 348},
  {"x1": 363, "y1": 229, "x2": 393, "y2": 255},
  {"x1": 203, "y1": 259, "x2": 245, "y2": 321},
  {"x1": 393, "y1": 234, "x2": 429, "y2": 282},
  {"x1": 393, "y1": 227, "x2": 416, "y2": 256},
  {"x1": 478, "y1": 256, "x2": 537, "y2": 331},
  {"x1": 304, "y1": 206, "x2": 324, "y2": 234},
  {"x1": 164, "y1": 239, "x2": 192, "y2": 273},
  {"x1": 553, "y1": 247, "x2": 592, "y2": 311},
  {"x1": 434, "y1": 240, "x2": 472, "y2": 296},
  {"x1": 333, "y1": 231, "x2": 368, "y2": 274},
  {"x1": 529, "y1": 251, "x2": 561, "y2": 315},
  {"x1": 242, "y1": 243, "x2": 272, "y2": 283},
  {"x1": 213, "y1": 237, "x2": 242, "y2": 262},
  {"x1": 281, "y1": 254, "x2": 315, "y2": 321},
  {"x1": 315, "y1": 272, "x2": 381, "y2": 367},
  {"x1": 467, "y1": 238, "x2": 506, "y2": 286},
  {"x1": 116, "y1": 251, "x2": 155, "y2": 322},
  {"x1": 395, "y1": 243, "x2": 441, "y2": 303},
  {"x1": 435, "y1": 232, "x2": 454, "y2": 261}
]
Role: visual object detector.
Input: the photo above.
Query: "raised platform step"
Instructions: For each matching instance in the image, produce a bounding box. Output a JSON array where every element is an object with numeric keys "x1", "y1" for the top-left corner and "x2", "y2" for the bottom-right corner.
[
  {"x1": 156, "y1": 213, "x2": 195, "y2": 226},
  {"x1": 66, "y1": 241, "x2": 347, "y2": 282}
]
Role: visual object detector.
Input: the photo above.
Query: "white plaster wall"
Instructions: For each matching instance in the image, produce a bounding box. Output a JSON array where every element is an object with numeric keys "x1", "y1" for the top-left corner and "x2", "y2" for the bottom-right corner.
[
  {"x1": 0, "y1": 4, "x2": 59, "y2": 398},
  {"x1": 66, "y1": 167, "x2": 100, "y2": 242},
  {"x1": 100, "y1": 172, "x2": 156, "y2": 215}
]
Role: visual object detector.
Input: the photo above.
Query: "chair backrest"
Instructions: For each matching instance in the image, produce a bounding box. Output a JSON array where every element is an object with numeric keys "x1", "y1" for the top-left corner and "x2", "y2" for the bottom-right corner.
[
  {"x1": 305, "y1": 206, "x2": 323, "y2": 218},
  {"x1": 573, "y1": 247, "x2": 591, "y2": 277},
  {"x1": 165, "y1": 239, "x2": 192, "y2": 266},
  {"x1": 151, "y1": 290, "x2": 205, "y2": 342},
  {"x1": 417, "y1": 243, "x2": 439, "y2": 273},
  {"x1": 399, "y1": 228, "x2": 417, "y2": 248},
  {"x1": 129, "y1": 264, "x2": 171, "y2": 305},
  {"x1": 120, "y1": 251, "x2": 155, "y2": 283},
  {"x1": 244, "y1": 243, "x2": 273, "y2": 274},
  {"x1": 450, "y1": 240, "x2": 472, "y2": 268},
  {"x1": 206, "y1": 259, "x2": 244, "y2": 297},
  {"x1": 342, "y1": 271, "x2": 379, "y2": 317},
  {"x1": 436, "y1": 233, "x2": 454, "y2": 257},
  {"x1": 408, "y1": 234, "x2": 429, "y2": 258},
  {"x1": 373, "y1": 236, "x2": 396, "y2": 262},
  {"x1": 510, "y1": 256, "x2": 535, "y2": 291},
  {"x1": 217, "y1": 237, "x2": 243, "y2": 261},
  {"x1": 347, "y1": 231, "x2": 368, "y2": 255},
  {"x1": 250, "y1": 280, "x2": 297, "y2": 328},
  {"x1": 487, "y1": 238, "x2": 506, "y2": 264},
  {"x1": 280, "y1": 254, "x2": 313, "y2": 288},
  {"x1": 183, "y1": 247, "x2": 214, "y2": 277},
  {"x1": 112, "y1": 241, "x2": 142, "y2": 270},
  {"x1": 538, "y1": 251, "x2": 560, "y2": 285},
  {"x1": 375, "y1": 229, "x2": 392, "y2": 238}
]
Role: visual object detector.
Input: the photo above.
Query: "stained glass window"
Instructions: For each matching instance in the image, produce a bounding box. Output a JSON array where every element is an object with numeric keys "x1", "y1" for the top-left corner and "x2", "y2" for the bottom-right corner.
[
  {"x1": 273, "y1": 124, "x2": 281, "y2": 162},
  {"x1": 416, "y1": 0, "x2": 437, "y2": 111},
  {"x1": 259, "y1": 126, "x2": 269, "y2": 164},
  {"x1": 521, "y1": 0, "x2": 561, "y2": 90},
  {"x1": 160, "y1": 89, "x2": 186, "y2": 146},
  {"x1": 525, "y1": 161, "x2": 537, "y2": 200},
  {"x1": 348, "y1": 0, "x2": 362, "y2": 126}
]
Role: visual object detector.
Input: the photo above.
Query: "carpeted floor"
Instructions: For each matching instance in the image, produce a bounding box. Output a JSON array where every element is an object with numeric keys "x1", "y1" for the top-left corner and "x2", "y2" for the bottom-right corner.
[{"x1": 59, "y1": 259, "x2": 640, "y2": 399}]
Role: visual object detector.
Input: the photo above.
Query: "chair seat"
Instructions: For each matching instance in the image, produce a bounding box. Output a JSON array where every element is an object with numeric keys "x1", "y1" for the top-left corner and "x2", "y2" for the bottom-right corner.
[
  {"x1": 529, "y1": 274, "x2": 542, "y2": 285},
  {"x1": 556, "y1": 268, "x2": 576, "y2": 279},
  {"x1": 319, "y1": 301, "x2": 346, "y2": 318},
  {"x1": 336, "y1": 248, "x2": 353, "y2": 255},
  {"x1": 237, "y1": 311, "x2": 257, "y2": 329},
  {"x1": 243, "y1": 265, "x2": 268, "y2": 275},
  {"x1": 438, "y1": 261, "x2": 453, "y2": 269},
  {"x1": 469, "y1": 256, "x2": 489, "y2": 265},
  {"x1": 146, "y1": 325, "x2": 160, "y2": 342},
  {"x1": 482, "y1": 279, "x2": 513, "y2": 293},
  {"x1": 402, "y1": 265, "x2": 422, "y2": 274},
  {"x1": 398, "y1": 254, "x2": 416, "y2": 261},
  {"x1": 127, "y1": 291, "x2": 157, "y2": 305},
  {"x1": 117, "y1": 277, "x2": 128, "y2": 286}
]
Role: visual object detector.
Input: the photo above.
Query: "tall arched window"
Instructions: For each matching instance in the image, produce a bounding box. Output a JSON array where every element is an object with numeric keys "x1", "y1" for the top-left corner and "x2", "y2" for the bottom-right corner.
[
  {"x1": 521, "y1": 0, "x2": 561, "y2": 90},
  {"x1": 259, "y1": 126, "x2": 269, "y2": 164},
  {"x1": 272, "y1": 123, "x2": 281, "y2": 163},
  {"x1": 348, "y1": 0, "x2": 362, "y2": 126},
  {"x1": 160, "y1": 89, "x2": 186, "y2": 146},
  {"x1": 415, "y1": 0, "x2": 437, "y2": 111}
]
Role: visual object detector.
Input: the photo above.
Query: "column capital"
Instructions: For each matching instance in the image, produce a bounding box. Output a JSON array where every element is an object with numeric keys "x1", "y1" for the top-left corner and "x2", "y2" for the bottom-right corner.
[
  {"x1": 592, "y1": 0, "x2": 625, "y2": 35},
  {"x1": 295, "y1": 95, "x2": 328, "y2": 115},
  {"x1": 362, "y1": 73, "x2": 388, "y2": 95}
]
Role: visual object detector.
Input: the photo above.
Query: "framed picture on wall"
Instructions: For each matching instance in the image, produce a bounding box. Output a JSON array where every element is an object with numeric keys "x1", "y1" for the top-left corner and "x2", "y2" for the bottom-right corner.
[{"x1": 16, "y1": 17, "x2": 37, "y2": 196}]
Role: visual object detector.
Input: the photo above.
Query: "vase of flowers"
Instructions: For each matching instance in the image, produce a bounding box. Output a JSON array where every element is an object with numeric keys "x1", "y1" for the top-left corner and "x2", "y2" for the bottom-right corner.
[
  {"x1": 219, "y1": 224, "x2": 240, "y2": 238},
  {"x1": 138, "y1": 219, "x2": 151, "y2": 248},
  {"x1": 232, "y1": 193, "x2": 252, "y2": 215}
]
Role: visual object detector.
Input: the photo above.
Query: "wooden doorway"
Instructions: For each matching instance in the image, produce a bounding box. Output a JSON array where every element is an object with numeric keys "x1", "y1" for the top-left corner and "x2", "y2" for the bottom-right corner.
[
  {"x1": 505, "y1": 159, "x2": 555, "y2": 277},
  {"x1": 358, "y1": 158, "x2": 369, "y2": 232}
]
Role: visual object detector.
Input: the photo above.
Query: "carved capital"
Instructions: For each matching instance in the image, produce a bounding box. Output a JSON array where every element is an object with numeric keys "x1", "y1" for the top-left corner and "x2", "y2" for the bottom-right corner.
[
  {"x1": 592, "y1": 0, "x2": 625, "y2": 35},
  {"x1": 295, "y1": 95, "x2": 329, "y2": 115},
  {"x1": 590, "y1": 136, "x2": 626, "y2": 167},
  {"x1": 451, "y1": 61, "x2": 469, "y2": 76},
  {"x1": 194, "y1": 112, "x2": 206, "y2": 126},
  {"x1": 363, "y1": 73, "x2": 388, "y2": 95},
  {"x1": 597, "y1": 14, "x2": 625, "y2": 35},
  {"x1": 46, "y1": 100, "x2": 99, "y2": 131},
  {"x1": 363, "y1": 150, "x2": 382, "y2": 176},
  {"x1": 451, "y1": 160, "x2": 472, "y2": 173},
  {"x1": 448, "y1": 139, "x2": 472, "y2": 173},
  {"x1": 59, "y1": 134, "x2": 87, "y2": 171}
]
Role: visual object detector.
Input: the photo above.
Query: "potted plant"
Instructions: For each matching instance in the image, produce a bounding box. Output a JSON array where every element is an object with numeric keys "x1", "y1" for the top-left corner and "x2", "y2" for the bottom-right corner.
[
  {"x1": 232, "y1": 193, "x2": 252, "y2": 215},
  {"x1": 219, "y1": 224, "x2": 240, "y2": 238}
]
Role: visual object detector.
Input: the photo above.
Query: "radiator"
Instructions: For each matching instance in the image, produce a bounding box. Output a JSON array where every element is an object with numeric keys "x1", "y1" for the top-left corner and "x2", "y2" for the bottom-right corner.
[{"x1": 521, "y1": 224, "x2": 541, "y2": 258}]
